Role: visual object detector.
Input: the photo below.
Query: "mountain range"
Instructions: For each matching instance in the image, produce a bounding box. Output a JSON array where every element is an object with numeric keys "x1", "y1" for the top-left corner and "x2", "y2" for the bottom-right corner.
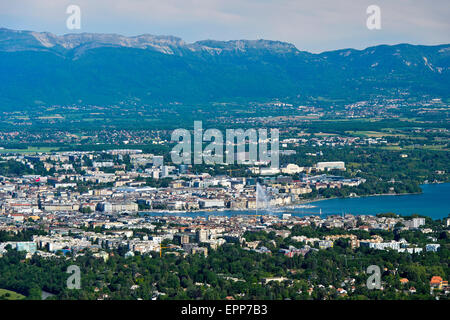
[{"x1": 0, "y1": 28, "x2": 449, "y2": 109}]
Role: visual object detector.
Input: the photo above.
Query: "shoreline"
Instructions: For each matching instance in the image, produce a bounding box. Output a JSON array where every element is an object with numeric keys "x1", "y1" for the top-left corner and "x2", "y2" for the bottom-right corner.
[
  {"x1": 138, "y1": 182, "x2": 449, "y2": 217},
  {"x1": 299, "y1": 191, "x2": 423, "y2": 205},
  {"x1": 139, "y1": 190, "x2": 427, "y2": 215}
]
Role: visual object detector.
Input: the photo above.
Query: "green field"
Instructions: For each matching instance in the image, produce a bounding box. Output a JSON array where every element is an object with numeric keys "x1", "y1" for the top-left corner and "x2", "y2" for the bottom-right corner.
[
  {"x1": 0, "y1": 146, "x2": 59, "y2": 154},
  {"x1": 403, "y1": 144, "x2": 449, "y2": 151},
  {"x1": 345, "y1": 130, "x2": 430, "y2": 140},
  {"x1": 0, "y1": 288, "x2": 25, "y2": 300}
]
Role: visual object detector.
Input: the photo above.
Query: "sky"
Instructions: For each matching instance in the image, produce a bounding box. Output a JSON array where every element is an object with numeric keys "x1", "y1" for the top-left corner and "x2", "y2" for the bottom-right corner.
[{"x1": 1, "y1": 0, "x2": 449, "y2": 53}]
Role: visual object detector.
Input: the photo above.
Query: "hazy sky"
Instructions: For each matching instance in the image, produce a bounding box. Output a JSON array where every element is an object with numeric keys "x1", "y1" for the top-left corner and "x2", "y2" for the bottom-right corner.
[{"x1": 1, "y1": 0, "x2": 449, "y2": 52}]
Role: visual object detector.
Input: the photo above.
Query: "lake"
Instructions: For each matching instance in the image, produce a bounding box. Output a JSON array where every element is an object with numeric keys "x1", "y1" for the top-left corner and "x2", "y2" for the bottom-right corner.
[
  {"x1": 140, "y1": 183, "x2": 450, "y2": 220},
  {"x1": 294, "y1": 183, "x2": 450, "y2": 219}
]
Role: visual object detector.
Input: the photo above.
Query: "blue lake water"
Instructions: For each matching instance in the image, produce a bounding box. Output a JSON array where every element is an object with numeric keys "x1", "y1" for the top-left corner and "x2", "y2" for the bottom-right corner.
[
  {"x1": 293, "y1": 183, "x2": 450, "y2": 219},
  {"x1": 140, "y1": 183, "x2": 450, "y2": 220}
]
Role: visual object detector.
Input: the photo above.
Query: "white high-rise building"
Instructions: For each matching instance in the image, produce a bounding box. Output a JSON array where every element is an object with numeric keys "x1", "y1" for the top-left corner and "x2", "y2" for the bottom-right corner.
[
  {"x1": 404, "y1": 217, "x2": 426, "y2": 229},
  {"x1": 197, "y1": 229, "x2": 209, "y2": 242},
  {"x1": 161, "y1": 166, "x2": 169, "y2": 177}
]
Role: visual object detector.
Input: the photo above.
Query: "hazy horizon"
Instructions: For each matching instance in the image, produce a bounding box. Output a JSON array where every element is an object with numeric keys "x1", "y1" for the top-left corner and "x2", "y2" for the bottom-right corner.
[
  {"x1": 2, "y1": 26, "x2": 449, "y2": 55},
  {"x1": 1, "y1": 0, "x2": 449, "y2": 53}
]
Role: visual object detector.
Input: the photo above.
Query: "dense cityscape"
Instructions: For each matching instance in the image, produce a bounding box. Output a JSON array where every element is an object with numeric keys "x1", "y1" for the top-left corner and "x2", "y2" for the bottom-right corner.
[
  {"x1": 0, "y1": 2, "x2": 449, "y2": 315},
  {"x1": 0, "y1": 138, "x2": 448, "y2": 300}
]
